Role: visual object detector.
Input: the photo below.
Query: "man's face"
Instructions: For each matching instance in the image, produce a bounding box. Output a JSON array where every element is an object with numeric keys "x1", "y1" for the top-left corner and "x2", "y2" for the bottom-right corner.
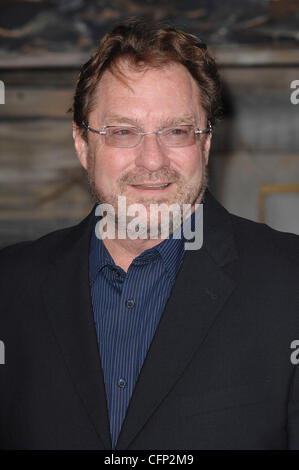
[{"x1": 73, "y1": 60, "x2": 211, "y2": 234}]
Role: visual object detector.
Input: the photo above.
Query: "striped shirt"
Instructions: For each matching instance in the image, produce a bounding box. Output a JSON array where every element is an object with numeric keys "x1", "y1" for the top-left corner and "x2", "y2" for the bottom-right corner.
[{"x1": 89, "y1": 213, "x2": 189, "y2": 448}]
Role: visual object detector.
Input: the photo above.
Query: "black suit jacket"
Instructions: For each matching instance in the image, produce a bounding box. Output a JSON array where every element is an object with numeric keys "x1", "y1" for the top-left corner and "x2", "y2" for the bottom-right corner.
[{"x1": 0, "y1": 189, "x2": 299, "y2": 450}]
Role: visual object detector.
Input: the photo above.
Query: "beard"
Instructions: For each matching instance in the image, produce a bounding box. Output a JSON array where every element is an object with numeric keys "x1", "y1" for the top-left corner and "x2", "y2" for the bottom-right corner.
[{"x1": 86, "y1": 151, "x2": 209, "y2": 239}]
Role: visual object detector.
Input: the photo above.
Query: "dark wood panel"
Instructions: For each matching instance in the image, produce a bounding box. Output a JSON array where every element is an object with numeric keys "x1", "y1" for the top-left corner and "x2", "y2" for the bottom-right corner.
[{"x1": 0, "y1": 88, "x2": 73, "y2": 118}]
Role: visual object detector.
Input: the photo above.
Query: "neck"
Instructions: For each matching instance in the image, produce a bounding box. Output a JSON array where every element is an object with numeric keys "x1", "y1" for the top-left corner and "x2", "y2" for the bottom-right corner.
[
  {"x1": 102, "y1": 236, "x2": 164, "y2": 272},
  {"x1": 101, "y1": 199, "x2": 201, "y2": 272}
]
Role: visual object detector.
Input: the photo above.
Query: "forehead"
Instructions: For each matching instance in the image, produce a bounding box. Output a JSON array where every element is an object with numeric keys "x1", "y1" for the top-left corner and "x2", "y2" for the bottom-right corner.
[{"x1": 90, "y1": 60, "x2": 204, "y2": 123}]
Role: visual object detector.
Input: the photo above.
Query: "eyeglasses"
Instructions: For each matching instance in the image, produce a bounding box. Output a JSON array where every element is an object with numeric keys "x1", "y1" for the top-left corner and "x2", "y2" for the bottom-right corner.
[{"x1": 81, "y1": 120, "x2": 212, "y2": 148}]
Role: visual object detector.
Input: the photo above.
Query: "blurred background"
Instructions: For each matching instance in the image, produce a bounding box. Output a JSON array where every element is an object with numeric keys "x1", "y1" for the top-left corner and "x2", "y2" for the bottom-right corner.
[{"x1": 0, "y1": 0, "x2": 298, "y2": 248}]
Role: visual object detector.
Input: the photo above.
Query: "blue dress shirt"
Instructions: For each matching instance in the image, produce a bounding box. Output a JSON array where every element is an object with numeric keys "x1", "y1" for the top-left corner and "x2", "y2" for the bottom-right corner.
[{"x1": 88, "y1": 203, "x2": 201, "y2": 448}]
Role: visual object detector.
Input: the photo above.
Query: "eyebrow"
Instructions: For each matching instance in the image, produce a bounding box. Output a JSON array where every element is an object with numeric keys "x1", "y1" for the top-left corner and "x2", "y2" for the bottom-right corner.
[{"x1": 103, "y1": 114, "x2": 196, "y2": 127}]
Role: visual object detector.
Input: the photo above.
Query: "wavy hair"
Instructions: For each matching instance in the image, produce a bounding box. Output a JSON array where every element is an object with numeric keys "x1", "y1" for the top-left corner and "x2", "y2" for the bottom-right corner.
[{"x1": 70, "y1": 16, "x2": 223, "y2": 139}]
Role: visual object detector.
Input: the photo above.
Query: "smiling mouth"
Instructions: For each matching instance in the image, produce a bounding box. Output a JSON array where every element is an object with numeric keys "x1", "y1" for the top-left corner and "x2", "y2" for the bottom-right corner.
[{"x1": 130, "y1": 183, "x2": 172, "y2": 190}]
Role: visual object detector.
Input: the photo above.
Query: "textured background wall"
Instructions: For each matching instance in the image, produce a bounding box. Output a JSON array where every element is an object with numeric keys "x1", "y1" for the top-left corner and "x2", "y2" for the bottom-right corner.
[{"x1": 0, "y1": 0, "x2": 298, "y2": 248}]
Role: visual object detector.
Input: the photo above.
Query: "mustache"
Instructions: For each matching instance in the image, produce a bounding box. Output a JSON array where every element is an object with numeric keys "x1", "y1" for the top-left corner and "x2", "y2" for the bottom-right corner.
[{"x1": 119, "y1": 169, "x2": 181, "y2": 186}]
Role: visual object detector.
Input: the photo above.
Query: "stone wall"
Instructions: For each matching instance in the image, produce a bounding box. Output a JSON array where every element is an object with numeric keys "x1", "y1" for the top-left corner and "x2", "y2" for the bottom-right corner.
[{"x1": 0, "y1": 1, "x2": 298, "y2": 247}]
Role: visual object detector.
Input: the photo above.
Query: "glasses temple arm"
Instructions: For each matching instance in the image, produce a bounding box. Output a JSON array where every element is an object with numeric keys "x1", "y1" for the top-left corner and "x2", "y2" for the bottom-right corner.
[{"x1": 81, "y1": 121, "x2": 106, "y2": 135}]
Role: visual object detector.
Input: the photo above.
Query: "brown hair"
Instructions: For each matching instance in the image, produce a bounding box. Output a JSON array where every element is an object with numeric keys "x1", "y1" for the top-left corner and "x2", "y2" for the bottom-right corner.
[{"x1": 71, "y1": 16, "x2": 223, "y2": 139}]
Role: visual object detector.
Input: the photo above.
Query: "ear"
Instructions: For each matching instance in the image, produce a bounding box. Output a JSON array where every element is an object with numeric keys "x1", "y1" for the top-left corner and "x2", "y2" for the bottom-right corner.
[{"x1": 72, "y1": 121, "x2": 88, "y2": 170}]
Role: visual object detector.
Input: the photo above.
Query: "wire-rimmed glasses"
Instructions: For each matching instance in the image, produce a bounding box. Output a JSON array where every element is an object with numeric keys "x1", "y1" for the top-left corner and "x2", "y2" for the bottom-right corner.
[{"x1": 81, "y1": 120, "x2": 212, "y2": 148}]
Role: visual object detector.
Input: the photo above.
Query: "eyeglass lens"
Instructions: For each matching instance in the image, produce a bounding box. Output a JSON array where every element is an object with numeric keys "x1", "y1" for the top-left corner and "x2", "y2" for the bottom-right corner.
[{"x1": 105, "y1": 125, "x2": 198, "y2": 148}]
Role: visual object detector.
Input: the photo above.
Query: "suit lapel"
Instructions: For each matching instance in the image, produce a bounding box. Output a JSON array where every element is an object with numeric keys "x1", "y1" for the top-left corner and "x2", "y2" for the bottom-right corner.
[
  {"x1": 115, "y1": 189, "x2": 240, "y2": 449},
  {"x1": 41, "y1": 205, "x2": 112, "y2": 450}
]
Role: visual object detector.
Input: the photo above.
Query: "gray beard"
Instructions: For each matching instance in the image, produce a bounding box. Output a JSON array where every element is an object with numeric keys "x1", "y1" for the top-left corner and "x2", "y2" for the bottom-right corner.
[{"x1": 86, "y1": 156, "x2": 209, "y2": 239}]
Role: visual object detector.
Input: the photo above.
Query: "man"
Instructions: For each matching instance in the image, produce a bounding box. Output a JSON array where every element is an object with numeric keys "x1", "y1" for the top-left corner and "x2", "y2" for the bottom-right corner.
[{"x1": 0, "y1": 17, "x2": 299, "y2": 450}]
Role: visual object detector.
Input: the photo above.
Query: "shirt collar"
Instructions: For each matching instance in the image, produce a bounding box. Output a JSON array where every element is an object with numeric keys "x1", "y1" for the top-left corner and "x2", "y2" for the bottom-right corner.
[{"x1": 89, "y1": 218, "x2": 115, "y2": 285}]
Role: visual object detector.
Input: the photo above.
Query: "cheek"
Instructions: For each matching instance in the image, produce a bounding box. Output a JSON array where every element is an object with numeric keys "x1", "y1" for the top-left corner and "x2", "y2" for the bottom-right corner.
[
  {"x1": 93, "y1": 150, "x2": 130, "y2": 189},
  {"x1": 171, "y1": 148, "x2": 204, "y2": 179}
]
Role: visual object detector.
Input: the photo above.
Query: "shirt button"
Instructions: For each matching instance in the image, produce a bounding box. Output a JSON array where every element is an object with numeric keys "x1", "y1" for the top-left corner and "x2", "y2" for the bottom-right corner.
[
  {"x1": 113, "y1": 269, "x2": 120, "y2": 279},
  {"x1": 126, "y1": 299, "x2": 135, "y2": 308},
  {"x1": 118, "y1": 378, "x2": 127, "y2": 388}
]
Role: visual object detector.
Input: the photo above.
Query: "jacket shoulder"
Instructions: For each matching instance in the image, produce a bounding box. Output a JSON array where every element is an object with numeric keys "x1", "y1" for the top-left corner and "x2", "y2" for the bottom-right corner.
[
  {"x1": 0, "y1": 208, "x2": 93, "y2": 280},
  {"x1": 0, "y1": 225, "x2": 74, "y2": 267},
  {"x1": 229, "y1": 211, "x2": 299, "y2": 270}
]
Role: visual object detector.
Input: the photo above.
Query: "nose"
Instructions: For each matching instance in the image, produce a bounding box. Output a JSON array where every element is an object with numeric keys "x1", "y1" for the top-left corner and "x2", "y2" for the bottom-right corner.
[{"x1": 135, "y1": 133, "x2": 170, "y2": 171}]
